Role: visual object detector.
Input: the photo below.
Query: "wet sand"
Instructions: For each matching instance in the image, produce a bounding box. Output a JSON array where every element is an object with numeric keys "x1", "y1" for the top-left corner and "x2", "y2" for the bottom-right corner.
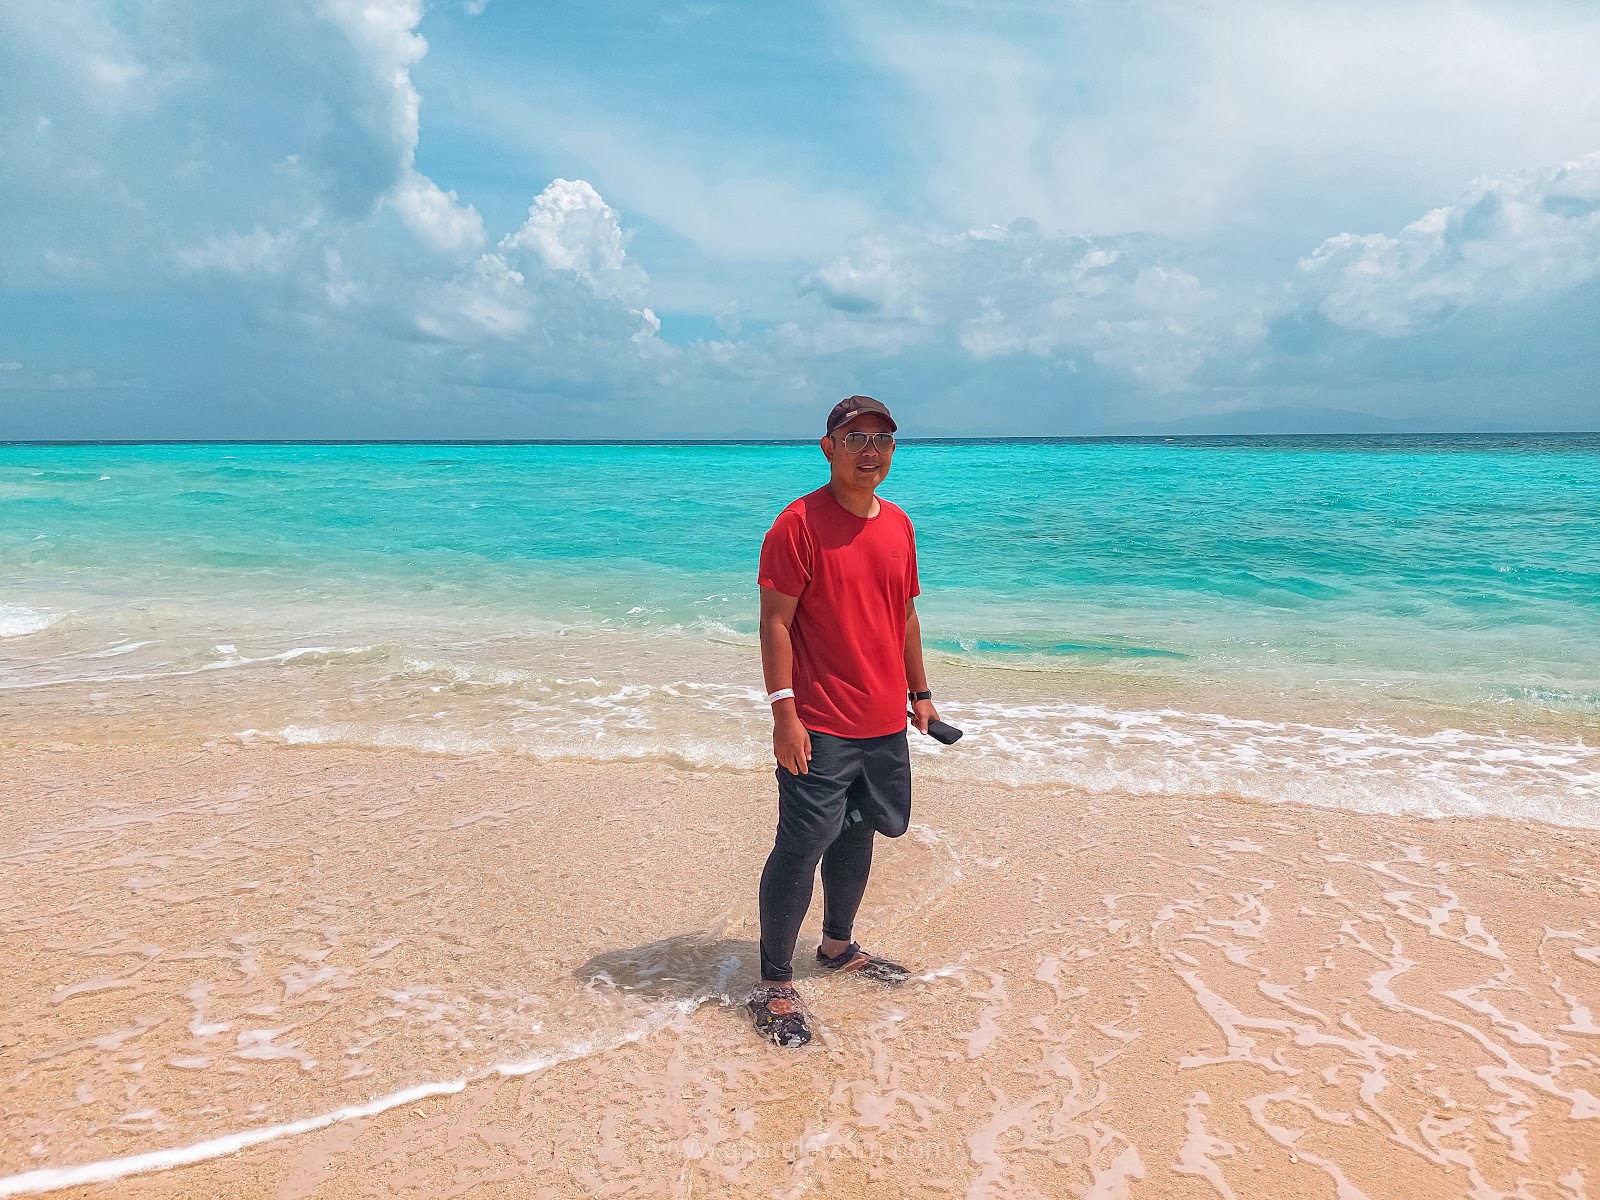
[{"x1": 3, "y1": 743, "x2": 1598, "y2": 1198}]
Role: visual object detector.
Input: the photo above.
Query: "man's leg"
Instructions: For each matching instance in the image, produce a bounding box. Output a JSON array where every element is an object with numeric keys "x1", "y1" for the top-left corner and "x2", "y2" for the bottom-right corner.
[
  {"x1": 757, "y1": 733, "x2": 855, "y2": 984},
  {"x1": 811, "y1": 731, "x2": 912, "y2": 984},
  {"x1": 757, "y1": 834, "x2": 830, "y2": 983},
  {"x1": 818, "y1": 809, "x2": 875, "y2": 955}
]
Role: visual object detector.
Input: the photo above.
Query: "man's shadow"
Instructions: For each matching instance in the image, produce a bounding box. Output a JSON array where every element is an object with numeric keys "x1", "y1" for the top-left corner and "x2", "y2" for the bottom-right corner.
[{"x1": 574, "y1": 933, "x2": 760, "y2": 1003}]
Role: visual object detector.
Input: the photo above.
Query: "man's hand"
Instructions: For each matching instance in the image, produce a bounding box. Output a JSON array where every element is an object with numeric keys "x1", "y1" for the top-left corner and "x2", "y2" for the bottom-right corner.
[
  {"x1": 910, "y1": 697, "x2": 940, "y2": 736},
  {"x1": 773, "y1": 706, "x2": 812, "y2": 775}
]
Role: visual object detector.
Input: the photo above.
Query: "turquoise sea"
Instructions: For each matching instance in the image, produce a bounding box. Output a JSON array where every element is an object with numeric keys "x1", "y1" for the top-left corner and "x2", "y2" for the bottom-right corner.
[{"x1": 3, "y1": 435, "x2": 1597, "y2": 825}]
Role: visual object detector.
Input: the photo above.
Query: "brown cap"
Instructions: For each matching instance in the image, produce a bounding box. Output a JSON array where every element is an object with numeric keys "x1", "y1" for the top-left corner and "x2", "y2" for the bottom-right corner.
[{"x1": 826, "y1": 395, "x2": 897, "y2": 435}]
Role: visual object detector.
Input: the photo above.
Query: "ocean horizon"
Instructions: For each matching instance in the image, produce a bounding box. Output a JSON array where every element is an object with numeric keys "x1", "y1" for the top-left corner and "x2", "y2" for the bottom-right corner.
[{"x1": 6, "y1": 431, "x2": 1599, "y2": 446}]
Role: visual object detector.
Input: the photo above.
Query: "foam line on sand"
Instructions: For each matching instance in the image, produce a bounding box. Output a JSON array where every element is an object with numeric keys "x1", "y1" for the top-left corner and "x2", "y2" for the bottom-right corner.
[{"x1": 0, "y1": 999, "x2": 705, "y2": 1197}]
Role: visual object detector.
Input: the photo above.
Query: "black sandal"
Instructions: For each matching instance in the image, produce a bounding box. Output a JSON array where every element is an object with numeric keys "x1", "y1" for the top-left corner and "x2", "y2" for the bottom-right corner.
[
  {"x1": 816, "y1": 942, "x2": 910, "y2": 984},
  {"x1": 747, "y1": 984, "x2": 812, "y2": 1047}
]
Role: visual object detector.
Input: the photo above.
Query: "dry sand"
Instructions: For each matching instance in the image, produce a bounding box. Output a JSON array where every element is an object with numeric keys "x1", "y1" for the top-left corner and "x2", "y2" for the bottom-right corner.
[{"x1": 2, "y1": 742, "x2": 1598, "y2": 1198}]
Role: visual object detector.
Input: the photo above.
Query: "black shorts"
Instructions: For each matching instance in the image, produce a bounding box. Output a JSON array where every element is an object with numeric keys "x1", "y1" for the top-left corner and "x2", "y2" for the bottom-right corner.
[{"x1": 776, "y1": 728, "x2": 912, "y2": 841}]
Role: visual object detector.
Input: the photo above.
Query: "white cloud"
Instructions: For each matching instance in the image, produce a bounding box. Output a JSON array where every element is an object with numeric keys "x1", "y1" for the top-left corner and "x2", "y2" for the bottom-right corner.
[
  {"x1": 393, "y1": 170, "x2": 485, "y2": 254},
  {"x1": 498, "y1": 179, "x2": 646, "y2": 300},
  {"x1": 849, "y1": 1, "x2": 1600, "y2": 239},
  {"x1": 321, "y1": 0, "x2": 487, "y2": 255},
  {"x1": 805, "y1": 237, "x2": 921, "y2": 319},
  {"x1": 803, "y1": 222, "x2": 1264, "y2": 389},
  {"x1": 1300, "y1": 153, "x2": 1600, "y2": 336},
  {"x1": 502, "y1": 179, "x2": 626, "y2": 274},
  {"x1": 322, "y1": 0, "x2": 428, "y2": 150},
  {"x1": 417, "y1": 253, "x2": 531, "y2": 340},
  {"x1": 1, "y1": 2, "x2": 417, "y2": 283},
  {"x1": 4, "y1": 0, "x2": 477, "y2": 271},
  {"x1": 394, "y1": 178, "x2": 659, "y2": 360},
  {"x1": 0, "y1": 2, "x2": 676, "y2": 430},
  {"x1": 88, "y1": 57, "x2": 147, "y2": 89},
  {"x1": 176, "y1": 224, "x2": 307, "y2": 274}
]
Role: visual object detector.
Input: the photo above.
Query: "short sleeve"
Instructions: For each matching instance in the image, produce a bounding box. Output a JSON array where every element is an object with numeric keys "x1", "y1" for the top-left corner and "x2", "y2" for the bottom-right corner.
[
  {"x1": 905, "y1": 514, "x2": 921, "y2": 599},
  {"x1": 758, "y1": 509, "x2": 812, "y2": 598}
]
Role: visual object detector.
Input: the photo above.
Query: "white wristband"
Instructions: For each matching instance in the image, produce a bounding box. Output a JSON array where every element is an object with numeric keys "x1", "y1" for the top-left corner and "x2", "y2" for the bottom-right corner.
[{"x1": 767, "y1": 688, "x2": 795, "y2": 703}]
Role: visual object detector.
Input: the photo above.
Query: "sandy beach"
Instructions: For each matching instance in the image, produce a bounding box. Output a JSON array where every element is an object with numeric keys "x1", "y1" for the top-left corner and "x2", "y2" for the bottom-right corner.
[{"x1": 4, "y1": 741, "x2": 1597, "y2": 1198}]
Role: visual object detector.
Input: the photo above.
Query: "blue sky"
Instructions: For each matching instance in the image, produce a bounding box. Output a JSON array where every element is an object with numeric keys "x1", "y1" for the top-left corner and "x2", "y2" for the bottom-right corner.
[{"x1": 2, "y1": 0, "x2": 1598, "y2": 439}]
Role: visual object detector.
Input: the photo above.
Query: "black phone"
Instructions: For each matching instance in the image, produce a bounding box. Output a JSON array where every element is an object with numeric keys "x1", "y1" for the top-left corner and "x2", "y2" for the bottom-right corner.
[{"x1": 909, "y1": 710, "x2": 964, "y2": 745}]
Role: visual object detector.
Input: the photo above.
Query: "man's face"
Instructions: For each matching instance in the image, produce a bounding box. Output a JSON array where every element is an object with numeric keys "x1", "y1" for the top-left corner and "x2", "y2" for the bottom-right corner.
[{"x1": 821, "y1": 412, "x2": 895, "y2": 491}]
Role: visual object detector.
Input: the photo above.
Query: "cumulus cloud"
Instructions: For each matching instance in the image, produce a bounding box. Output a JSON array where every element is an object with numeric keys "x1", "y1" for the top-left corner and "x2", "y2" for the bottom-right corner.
[
  {"x1": 398, "y1": 177, "x2": 654, "y2": 347},
  {"x1": 500, "y1": 180, "x2": 634, "y2": 282},
  {"x1": 803, "y1": 222, "x2": 1265, "y2": 390},
  {"x1": 321, "y1": 0, "x2": 486, "y2": 256},
  {"x1": 0, "y1": 4, "x2": 624, "y2": 322},
  {"x1": 0, "y1": 0, "x2": 682, "y2": 435},
  {"x1": 1299, "y1": 154, "x2": 1600, "y2": 336},
  {"x1": 322, "y1": 0, "x2": 428, "y2": 151},
  {"x1": 0, "y1": 0, "x2": 485, "y2": 284}
]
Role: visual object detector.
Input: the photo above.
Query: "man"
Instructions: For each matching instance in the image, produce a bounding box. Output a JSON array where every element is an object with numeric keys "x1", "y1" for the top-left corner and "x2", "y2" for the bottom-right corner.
[{"x1": 749, "y1": 394, "x2": 941, "y2": 1047}]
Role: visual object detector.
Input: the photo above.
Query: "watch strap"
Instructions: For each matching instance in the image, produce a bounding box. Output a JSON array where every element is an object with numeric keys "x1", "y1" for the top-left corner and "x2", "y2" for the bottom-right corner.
[{"x1": 908, "y1": 690, "x2": 933, "y2": 702}]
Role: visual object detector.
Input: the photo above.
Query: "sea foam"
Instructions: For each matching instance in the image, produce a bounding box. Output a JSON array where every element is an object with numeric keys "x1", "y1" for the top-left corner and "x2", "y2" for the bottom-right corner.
[
  {"x1": 242, "y1": 693, "x2": 1600, "y2": 831},
  {"x1": 0, "y1": 605, "x2": 58, "y2": 638}
]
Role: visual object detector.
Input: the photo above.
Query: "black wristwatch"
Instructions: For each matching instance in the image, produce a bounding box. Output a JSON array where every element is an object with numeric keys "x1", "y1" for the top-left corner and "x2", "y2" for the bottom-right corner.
[{"x1": 908, "y1": 690, "x2": 933, "y2": 702}]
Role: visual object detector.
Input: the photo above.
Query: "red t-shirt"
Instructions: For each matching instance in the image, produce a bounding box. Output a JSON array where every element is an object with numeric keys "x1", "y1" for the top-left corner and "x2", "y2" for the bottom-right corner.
[{"x1": 758, "y1": 486, "x2": 920, "y2": 739}]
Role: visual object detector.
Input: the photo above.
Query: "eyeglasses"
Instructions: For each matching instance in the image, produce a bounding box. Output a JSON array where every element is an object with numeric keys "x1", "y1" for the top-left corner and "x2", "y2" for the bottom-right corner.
[{"x1": 832, "y1": 431, "x2": 896, "y2": 454}]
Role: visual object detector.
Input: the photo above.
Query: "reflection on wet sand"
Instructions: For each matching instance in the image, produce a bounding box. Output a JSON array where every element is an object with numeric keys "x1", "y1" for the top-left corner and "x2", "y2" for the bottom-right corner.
[{"x1": 2, "y1": 745, "x2": 1597, "y2": 1198}]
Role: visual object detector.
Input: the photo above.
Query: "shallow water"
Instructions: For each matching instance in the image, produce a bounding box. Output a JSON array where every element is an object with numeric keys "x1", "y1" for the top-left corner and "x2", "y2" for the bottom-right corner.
[{"x1": 4, "y1": 437, "x2": 1598, "y2": 828}]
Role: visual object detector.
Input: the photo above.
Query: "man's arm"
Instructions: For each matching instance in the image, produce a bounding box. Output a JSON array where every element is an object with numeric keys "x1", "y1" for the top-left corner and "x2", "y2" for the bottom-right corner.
[
  {"x1": 905, "y1": 598, "x2": 941, "y2": 735},
  {"x1": 760, "y1": 586, "x2": 811, "y2": 774}
]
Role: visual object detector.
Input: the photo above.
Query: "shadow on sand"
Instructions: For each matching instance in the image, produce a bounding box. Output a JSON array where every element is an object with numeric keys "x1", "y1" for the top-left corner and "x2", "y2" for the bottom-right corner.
[{"x1": 574, "y1": 933, "x2": 759, "y2": 1003}]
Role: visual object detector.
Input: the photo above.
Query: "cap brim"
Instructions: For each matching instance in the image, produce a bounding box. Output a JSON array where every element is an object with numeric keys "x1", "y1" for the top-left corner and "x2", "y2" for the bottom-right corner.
[{"x1": 830, "y1": 409, "x2": 897, "y2": 433}]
